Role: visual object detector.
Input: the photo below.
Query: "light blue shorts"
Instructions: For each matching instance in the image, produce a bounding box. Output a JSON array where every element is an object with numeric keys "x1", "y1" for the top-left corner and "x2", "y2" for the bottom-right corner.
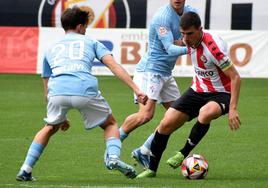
[{"x1": 44, "y1": 93, "x2": 112, "y2": 130}]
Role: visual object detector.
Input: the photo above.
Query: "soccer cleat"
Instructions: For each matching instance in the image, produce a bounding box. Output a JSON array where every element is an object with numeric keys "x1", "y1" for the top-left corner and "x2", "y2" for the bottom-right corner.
[
  {"x1": 136, "y1": 169, "x2": 156, "y2": 178},
  {"x1": 106, "y1": 158, "x2": 137, "y2": 179},
  {"x1": 104, "y1": 149, "x2": 108, "y2": 164},
  {"x1": 16, "y1": 170, "x2": 36, "y2": 181},
  {"x1": 131, "y1": 148, "x2": 150, "y2": 169},
  {"x1": 166, "y1": 151, "x2": 185, "y2": 169}
]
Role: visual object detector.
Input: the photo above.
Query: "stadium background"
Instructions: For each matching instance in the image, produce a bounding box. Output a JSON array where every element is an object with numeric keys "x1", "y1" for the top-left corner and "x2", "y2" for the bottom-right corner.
[
  {"x1": 0, "y1": 0, "x2": 268, "y2": 77},
  {"x1": 0, "y1": 1, "x2": 268, "y2": 187}
]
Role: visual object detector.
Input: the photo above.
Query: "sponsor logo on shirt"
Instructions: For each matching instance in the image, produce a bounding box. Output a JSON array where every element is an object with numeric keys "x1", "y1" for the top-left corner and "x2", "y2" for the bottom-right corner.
[
  {"x1": 53, "y1": 64, "x2": 85, "y2": 75},
  {"x1": 195, "y1": 70, "x2": 214, "y2": 77}
]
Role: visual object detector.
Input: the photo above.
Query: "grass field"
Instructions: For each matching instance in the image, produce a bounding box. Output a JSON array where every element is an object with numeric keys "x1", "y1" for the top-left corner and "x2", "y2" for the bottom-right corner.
[{"x1": 0, "y1": 74, "x2": 267, "y2": 188}]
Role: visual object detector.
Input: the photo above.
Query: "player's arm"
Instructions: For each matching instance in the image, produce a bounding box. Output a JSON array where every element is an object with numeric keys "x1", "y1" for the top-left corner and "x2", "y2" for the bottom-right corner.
[
  {"x1": 223, "y1": 62, "x2": 241, "y2": 130},
  {"x1": 41, "y1": 56, "x2": 52, "y2": 102},
  {"x1": 156, "y1": 25, "x2": 188, "y2": 56},
  {"x1": 42, "y1": 78, "x2": 49, "y2": 101},
  {"x1": 174, "y1": 39, "x2": 186, "y2": 46},
  {"x1": 101, "y1": 54, "x2": 147, "y2": 105},
  {"x1": 211, "y1": 36, "x2": 241, "y2": 130}
]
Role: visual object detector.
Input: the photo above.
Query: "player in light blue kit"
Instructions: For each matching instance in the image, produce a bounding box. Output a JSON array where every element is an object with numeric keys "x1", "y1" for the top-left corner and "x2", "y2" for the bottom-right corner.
[
  {"x1": 16, "y1": 7, "x2": 147, "y2": 181},
  {"x1": 119, "y1": 0, "x2": 197, "y2": 169}
]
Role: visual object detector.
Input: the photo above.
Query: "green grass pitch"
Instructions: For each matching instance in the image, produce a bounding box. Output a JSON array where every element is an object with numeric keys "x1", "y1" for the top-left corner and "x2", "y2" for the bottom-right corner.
[{"x1": 0, "y1": 74, "x2": 267, "y2": 188}]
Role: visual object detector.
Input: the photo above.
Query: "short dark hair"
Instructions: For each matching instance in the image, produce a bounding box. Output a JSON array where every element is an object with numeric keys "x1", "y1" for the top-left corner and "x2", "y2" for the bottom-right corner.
[
  {"x1": 180, "y1": 12, "x2": 201, "y2": 30},
  {"x1": 61, "y1": 6, "x2": 89, "y2": 31}
]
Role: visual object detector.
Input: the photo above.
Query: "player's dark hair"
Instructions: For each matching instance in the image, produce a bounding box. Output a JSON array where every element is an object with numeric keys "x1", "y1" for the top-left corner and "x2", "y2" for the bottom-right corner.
[
  {"x1": 61, "y1": 6, "x2": 89, "y2": 31},
  {"x1": 180, "y1": 12, "x2": 201, "y2": 30}
]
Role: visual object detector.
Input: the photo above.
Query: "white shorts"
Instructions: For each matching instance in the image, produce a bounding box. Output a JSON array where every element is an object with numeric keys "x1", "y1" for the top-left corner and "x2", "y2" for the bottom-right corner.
[
  {"x1": 45, "y1": 93, "x2": 112, "y2": 130},
  {"x1": 133, "y1": 71, "x2": 180, "y2": 103}
]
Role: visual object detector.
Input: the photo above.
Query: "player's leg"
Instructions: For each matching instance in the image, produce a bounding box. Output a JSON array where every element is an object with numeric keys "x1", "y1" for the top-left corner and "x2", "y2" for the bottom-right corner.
[
  {"x1": 131, "y1": 75, "x2": 180, "y2": 169},
  {"x1": 165, "y1": 89, "x2": 207, "y2": 168},
  {"x1": 16, "y1": 125, "x2": 61, "y2": 181},
  {"x1": 78, "y1": 95, "x2": 137, "y2": 178},
  {"x1": 169, "y1": 101, "x2": 223, "y2": 169},
  {"x1": 16, "y1": 96, "x2": 70, "y2": 181},
  {"x1": 198, "y1": 101, "x2": 223, "y2": 124},
  {"x1": 119, "y1": 72, "x2": 166, "y2": 141},
  {"x1": 101, "y1": 115, "x2": 121, "y2": 160},
  {"x1": 119, "y1": 99, "x2": 156, "y2": 141},
  {"x1": 137, "y1": 75, "x2": 180, "y2": 156},
  {"x1": 131, "y1": 101, "x2": 172, "y2": 169},
  {"x1": 177, "y1": 93, "x2": 230, "y2": 159},
  {"x1": 137, "y1": 108, "x2": 189, "y2": 178},
  {"x1": 100, "y1": 115, "x2": 137, "y2": 179}
]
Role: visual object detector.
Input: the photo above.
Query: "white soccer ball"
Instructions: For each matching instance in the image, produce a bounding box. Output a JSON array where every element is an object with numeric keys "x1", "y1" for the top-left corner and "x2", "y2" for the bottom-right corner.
[{"x1": 181, "y1": 154, "x2": 208, "y2": 179}]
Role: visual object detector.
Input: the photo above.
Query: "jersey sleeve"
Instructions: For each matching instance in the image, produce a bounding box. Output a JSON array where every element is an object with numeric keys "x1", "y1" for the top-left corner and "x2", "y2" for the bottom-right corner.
[
  {"x1": 211, "y1": 36, "x2": 232, "y2": 71},
  {"x1": 155, "y1": 19, "x2": 187, "y2": 56},
  {"x1": 184, "y1": 5, "x2": 199, "y2": 14},
  {"x1": 94, "y1": 40, "x2": 112, "y2": 60},
  {"x1": 41, "y1": 55, "x2": 52, "y2": 78}
]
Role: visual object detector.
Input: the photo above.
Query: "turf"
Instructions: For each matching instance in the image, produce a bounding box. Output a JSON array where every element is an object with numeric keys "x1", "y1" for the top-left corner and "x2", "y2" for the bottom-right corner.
[{"x1": 0, "y1": 74, "x2": 267, "y2": 188}]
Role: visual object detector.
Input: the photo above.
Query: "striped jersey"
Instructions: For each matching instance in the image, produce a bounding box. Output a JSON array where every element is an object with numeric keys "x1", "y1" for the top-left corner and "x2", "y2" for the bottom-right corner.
[
  {"x1": 190, "y1": 32, "x2": 232, "y2": 93},
  {"x1": 136, "y1": 4, "x2": 197, "y2": 76}
]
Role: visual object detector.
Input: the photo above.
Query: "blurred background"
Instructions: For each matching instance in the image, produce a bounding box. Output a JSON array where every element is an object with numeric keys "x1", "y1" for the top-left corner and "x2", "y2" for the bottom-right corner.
[
  {"x1": 0, "y1": 0, "x2": 268, "y2": 76},
  {"x1": 1, "y1": 0, "x2": 267, "y2": 29},
  {"x1": 0, "y1": 0, "x2": 268, "y2": 78}
]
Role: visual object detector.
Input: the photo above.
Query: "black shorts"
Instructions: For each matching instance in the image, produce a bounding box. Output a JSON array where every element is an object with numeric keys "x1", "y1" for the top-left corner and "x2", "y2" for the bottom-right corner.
[{"x1": 171, "y1": 88, "x2": 231, "y2": 121}]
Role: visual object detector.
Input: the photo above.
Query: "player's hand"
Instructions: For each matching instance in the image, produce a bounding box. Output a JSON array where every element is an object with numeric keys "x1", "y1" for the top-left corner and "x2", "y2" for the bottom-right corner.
[
  {"x1": 60, "y1": 120, "x2": 70, "y2": 131},
  {"x1": 228, "y1": 109, "x2": 241, "y2": 130},
  {"x1": 174, "y1": 39, "x2": 186, "y2": 46},
  {"x1": 136, "y1": 90, "x2": 148, "y2": 105}
]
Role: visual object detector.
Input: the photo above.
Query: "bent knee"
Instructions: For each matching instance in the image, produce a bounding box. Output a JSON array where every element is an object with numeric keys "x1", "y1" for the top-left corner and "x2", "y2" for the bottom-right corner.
[
  {"x1": 158, "y1": 119, "x2": 174, "y2": 134},
  {"x1": 198, "y1": 106, "x2": 221, "y2": 123}
]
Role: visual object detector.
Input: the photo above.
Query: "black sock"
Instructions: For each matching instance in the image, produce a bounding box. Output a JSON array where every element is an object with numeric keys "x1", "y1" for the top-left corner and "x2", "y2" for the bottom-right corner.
[
  {"x1": 180, "y1": 121, "x2": 210, "y2": 157},
  {"x1": 149, "y1": 131, "x2": 170, "y2": 172}
]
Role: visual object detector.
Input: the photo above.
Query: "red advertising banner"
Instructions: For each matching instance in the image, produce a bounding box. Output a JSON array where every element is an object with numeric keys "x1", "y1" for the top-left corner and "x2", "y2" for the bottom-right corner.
[{"x1": 0, "y1": 27, "x2": 39, "y2": 73}]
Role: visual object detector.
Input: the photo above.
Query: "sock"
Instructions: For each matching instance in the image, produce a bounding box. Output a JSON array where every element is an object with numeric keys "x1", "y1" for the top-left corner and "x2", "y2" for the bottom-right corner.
[
  {"x1": 149, "y1": 131, "x2": 170, "y2": 172},
  {"x1": 180, "y1": 121, "x2": 210, "y2": 157},
  {"x1": 119, "y1": 127, "x2": 128, "y2": 141},
  {"x1": 106, "y1": 137, "x2": 121, "y2": 159},
  {"x1": 21, "y1": 141, "x2": 44, "y2": 173},
  {"x1": 140, "y1": 133, "x2": 155, "y2": 155}
]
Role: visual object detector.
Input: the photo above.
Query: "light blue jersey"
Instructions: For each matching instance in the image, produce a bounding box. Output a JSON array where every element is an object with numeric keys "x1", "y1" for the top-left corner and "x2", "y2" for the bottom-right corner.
[
  {"x1": 42, "y1": 32, "x2": 111, "y2": 97},
  {"x1": 136, "y1": 4, "x2": 197, "y2": 76}
]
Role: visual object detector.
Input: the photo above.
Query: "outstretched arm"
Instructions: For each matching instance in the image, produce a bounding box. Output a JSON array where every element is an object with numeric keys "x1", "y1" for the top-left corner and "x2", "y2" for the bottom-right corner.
[{"x1": 101, "y1": 54, "x2": 148, "y2": 105}]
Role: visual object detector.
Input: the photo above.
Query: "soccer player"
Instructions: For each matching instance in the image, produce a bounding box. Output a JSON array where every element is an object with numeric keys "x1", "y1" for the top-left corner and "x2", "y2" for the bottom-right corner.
[
  {"x1": 16, "y1": 6, "x2": 147, "y2": 181},
  {"x1": 119, "y1": 0, "x2": 197, "y2": 168},
  {"x1": 137, "y1": 11, "x2": 241, "y2": 178}
]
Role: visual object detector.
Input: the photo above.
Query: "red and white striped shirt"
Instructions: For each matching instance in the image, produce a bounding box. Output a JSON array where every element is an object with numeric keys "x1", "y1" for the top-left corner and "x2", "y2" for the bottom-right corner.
[{"x1": 190, "y1": 32, "x2": 231, "y2": 93}]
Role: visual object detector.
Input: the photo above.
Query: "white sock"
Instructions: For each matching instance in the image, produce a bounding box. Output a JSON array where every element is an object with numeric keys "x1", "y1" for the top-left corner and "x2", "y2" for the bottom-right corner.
[
  {"x1": 140, "y1": 145, "x2": 151, "y2": 155},
  {"x1": 21, "y1": 164, "x2": 32, "y2": 173}
]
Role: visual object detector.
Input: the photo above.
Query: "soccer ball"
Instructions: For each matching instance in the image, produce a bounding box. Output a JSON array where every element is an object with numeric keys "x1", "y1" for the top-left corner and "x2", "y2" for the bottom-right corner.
[{"x1": 181, "y1": 154, "x2": 208, "y2": 179}]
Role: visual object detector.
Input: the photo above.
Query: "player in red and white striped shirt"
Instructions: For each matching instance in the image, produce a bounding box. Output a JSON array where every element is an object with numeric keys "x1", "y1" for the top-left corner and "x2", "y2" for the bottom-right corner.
[
  {"x1": 137, "y1": 11, "x2": 241, "y2": 178},
  {"x1": 190, "y1": 31, "x2": 231, "y2": 93}
]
